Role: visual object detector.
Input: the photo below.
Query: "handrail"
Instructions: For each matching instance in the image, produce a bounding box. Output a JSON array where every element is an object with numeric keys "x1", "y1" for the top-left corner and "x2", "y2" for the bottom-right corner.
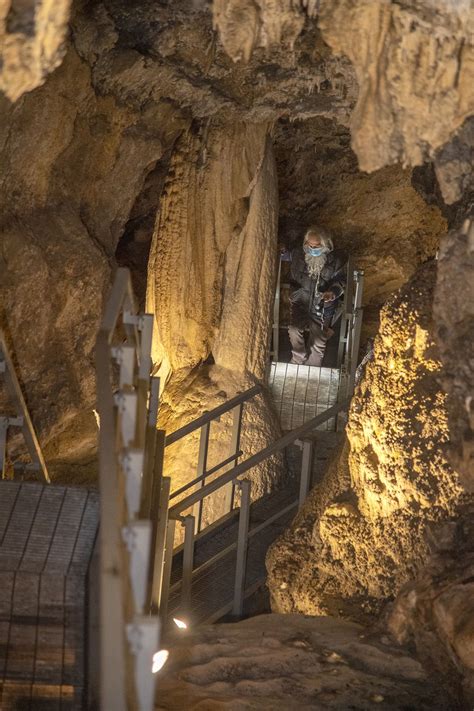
[
  {"x1": 164, "y1": 384, "x2": 262, "y2": 447},
  {"x1": 169, "y1": 449, "x2": 243, "y2": 501},
  {"x1": 96, "y1": 267, "x2": 160, "y2": 711},
  {"x1": 169, "y1": 397, "x2": 348, "y2": 518},
  {"x1": 0, "y1": 330, "x2": 50, "y2": 482}
]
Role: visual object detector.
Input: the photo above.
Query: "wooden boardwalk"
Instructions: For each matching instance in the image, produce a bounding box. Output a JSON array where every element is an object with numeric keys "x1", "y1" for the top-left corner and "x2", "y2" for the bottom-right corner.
[{"x1": 0, "y1": 481, "x2": 99, "y2": 711}]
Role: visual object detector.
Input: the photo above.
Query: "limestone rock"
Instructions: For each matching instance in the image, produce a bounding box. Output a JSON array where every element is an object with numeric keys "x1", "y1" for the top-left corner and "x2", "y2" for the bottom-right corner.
[
  {"x1": 73, "y1": 1, "x2": 357, "y2": 125},
  {"x1": 267, "y1": 261, "x2": 468, "y2": 616},
  {"x1": 0, "y1": 0, "x2": 72, "y2": 101},
  {"x1": 0, "y1": 46, "x2": 187, "y2": 479},
  {"x1": 434, "y1": 219, "x2": 474, "y2": 489},
  {"x1": 156, "y1": 613, "x2": 453, "y2": 709},
  {"x1": 212, "y1": 1, "x2": 474, "y2": 188},
  {"x1": 387, "y1": 511, "x2": 474, "y2": 706},
  {"x1": 318, "y1": 0, "x2": 474, "y2": 174},
  {"x1": 147, "y1": 121, "x2": 284, "y2": 501}
]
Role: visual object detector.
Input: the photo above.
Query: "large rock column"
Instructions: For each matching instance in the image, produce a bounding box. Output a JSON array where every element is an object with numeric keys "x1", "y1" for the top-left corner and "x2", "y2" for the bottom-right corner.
[{"x1": 147, "y1": 122, "x2": 283, "y2": 521}]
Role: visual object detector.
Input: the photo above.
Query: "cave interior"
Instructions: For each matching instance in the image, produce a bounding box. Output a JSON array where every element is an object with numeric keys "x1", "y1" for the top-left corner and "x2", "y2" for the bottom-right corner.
[{"x1": 0, "y1": 1, "x2": 473, "y2": 709}]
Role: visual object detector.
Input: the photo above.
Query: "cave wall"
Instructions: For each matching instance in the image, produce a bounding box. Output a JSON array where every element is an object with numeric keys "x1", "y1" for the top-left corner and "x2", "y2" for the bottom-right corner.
[
  {"x1": 214, "y1": 1, "x2": 473, "y2": 172},
  {"x1": 267, "y1": 261, "x2": 468, "y2": 616},
  {"x1": 0, "y1": 45, "x2": 188, "y2": 478},
  {"x1": 0, "y1": 0, "x2": 72, "y2": 101}
]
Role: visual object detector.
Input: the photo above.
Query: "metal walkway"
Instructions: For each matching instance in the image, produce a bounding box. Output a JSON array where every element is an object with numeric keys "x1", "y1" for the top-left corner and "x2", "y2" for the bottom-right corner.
[
  {"x1": 0, "y1": 481, "x2": 99, "y2": 711},
  {"x1": 268, "y1": 363, "x2": 340, "y2": 431},
  {"x1": 167, "y1": 428, "x2": 342, "y2": 626}
]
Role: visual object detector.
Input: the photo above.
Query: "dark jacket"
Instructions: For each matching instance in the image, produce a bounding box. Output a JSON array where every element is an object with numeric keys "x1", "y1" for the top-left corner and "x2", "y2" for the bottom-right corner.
[{"x1": 289, "y1": 247, "x2": 347, "y2": 323}]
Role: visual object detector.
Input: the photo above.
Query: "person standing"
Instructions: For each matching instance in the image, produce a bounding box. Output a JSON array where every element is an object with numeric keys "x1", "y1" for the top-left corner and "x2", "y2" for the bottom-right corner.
[{"x1": 287, "y1": 226, "x2": 347, "y2": 366}]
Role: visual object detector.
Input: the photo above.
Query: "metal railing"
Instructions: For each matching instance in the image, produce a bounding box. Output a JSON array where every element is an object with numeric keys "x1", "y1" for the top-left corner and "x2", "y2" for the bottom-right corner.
[
  {"x1": 336, "y1": 261, "x2": 364, "y2": 397},
  {"x1": 95, "y1": 268, "x2": 162, "y2": 711},
  {"x1": 0, "y1": 330, "x2": 49, "y2": 482},
  {"x1": 149, "y1": 384, "x2": 263, "y2": 618},
  {"x1": 150, "y1": 262, "x2": 365, "y2": 626},
  {"x1": 156, "y1": 396, "x2": 348, "y2": 623}
]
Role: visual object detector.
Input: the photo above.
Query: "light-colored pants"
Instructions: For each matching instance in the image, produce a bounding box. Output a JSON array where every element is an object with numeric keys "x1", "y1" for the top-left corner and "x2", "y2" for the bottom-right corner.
[{"x1": 288, "y1": 318, "x2": 329, "y2": 366}]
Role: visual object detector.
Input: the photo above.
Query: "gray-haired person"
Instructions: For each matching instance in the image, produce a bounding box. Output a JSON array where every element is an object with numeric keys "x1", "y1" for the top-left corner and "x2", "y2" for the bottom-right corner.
[{"x1": 286, "y1": 226, "x2": 347, "y2": 366}]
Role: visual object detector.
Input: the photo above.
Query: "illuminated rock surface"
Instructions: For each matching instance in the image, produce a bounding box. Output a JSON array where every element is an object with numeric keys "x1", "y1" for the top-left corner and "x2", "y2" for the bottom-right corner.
[
  {"x1": 156, "y1": 613, "x2": 453, "y2": 710},
  {"x1": 267, "y1": 261, "x2": 468, "y2": 616},
  {"x1": 0, "y1": 0, "x2": 72, "y2": 101},
  {"x1": 213, "y1": 0, "x2": 474, "y2": 175}
]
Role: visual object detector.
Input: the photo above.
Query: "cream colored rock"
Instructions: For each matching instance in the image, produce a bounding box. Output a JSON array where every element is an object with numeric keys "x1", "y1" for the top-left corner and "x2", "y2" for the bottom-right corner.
[
  {"x1": 387, "y1": 513, "x2": 474, "y2": 706},
  {"x1": 319, "y1": 1, "x2": 474, "y2": 173},
  {"x1": 147, "y1": 121, "x2": 283, "y2": 505},
  {"x1": 156, "y1": 613, "x2": 453, "y2": 709},
  {"x1": 434, "y1": 220, "x2": 474, "y2": 489},
  {"x1": 0, "y1": 0, "x2": 72, "y2": 101},
  {"x1": 213, "y1": 1, "x2": 474, "y2": 189}
]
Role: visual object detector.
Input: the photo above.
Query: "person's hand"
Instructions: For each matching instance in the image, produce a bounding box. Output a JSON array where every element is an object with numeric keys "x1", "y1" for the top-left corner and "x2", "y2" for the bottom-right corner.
[{"x1": 322, "y1": 291, "x2": 336, "y2": 302}]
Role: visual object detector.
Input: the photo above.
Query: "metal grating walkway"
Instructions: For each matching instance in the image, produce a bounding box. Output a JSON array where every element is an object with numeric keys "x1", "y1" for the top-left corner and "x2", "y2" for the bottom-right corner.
[
  {"x1": 268, "y1": 363, "x2": 341, "y2": 431},
  {"x1": 167, "y1": 430, "x2": 342, "y2": 627},
  {"x1": 0, "y1": 481, "x2": 99, "y2": 711},
  {"x1": 168, "y1": 484, "x2": 298, "y2": 625}
]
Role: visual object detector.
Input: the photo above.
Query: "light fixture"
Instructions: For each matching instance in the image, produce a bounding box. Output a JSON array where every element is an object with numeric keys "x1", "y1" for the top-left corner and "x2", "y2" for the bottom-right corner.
[
  {"x1": 173, "y1": 617, "x2": 188, "y2": 629},
  {"x1": 152, "y1": 649, "x2": 169, "y2": 673}
]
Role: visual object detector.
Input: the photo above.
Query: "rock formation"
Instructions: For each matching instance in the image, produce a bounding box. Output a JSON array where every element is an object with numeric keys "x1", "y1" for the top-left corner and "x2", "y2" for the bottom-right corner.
[
  {"x1": 0, "y1": 0, "x2": 72, "y2": 101},
  {"x1": 267, "y1": 261, "x2": 468, "y2": 616},
  {"x1": 213, "y1": 1, "x2": 474, "y2": 176},
  {"x1": 388, "y1": 509, "x2": 474, "y2": 706},
  {"x1": 156, "y1": 613, "x2": 453, "y2": 709}
]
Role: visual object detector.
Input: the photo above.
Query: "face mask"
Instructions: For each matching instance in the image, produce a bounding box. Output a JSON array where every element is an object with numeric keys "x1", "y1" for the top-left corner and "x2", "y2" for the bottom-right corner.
[{"x1": 305, "y1": 245, "x2": 326, "y2": 257}]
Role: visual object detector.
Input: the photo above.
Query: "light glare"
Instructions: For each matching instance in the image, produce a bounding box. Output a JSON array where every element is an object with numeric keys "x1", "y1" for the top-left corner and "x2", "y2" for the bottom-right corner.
[
  {"x1": 152, "y1": 649, "x2": 169, "y2": 673},
  {"x1": 173, "y1": 617, "x2": 188, "y2": 629}
]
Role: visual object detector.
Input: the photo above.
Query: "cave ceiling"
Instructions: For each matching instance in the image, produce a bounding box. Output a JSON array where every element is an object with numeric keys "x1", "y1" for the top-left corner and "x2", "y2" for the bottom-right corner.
[{"x1": 69, "y1": 0, "x2": 356, "y2": 125}]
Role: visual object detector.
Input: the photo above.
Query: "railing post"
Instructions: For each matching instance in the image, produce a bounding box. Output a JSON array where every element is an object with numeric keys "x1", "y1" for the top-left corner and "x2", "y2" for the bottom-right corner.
[
  {"x1": 140, "y1": 376, "x2": 160, "y2": 519},
  {"x1": 150, "y1": 475, "x2": 171, "y2": 613},
  {"x1": 347, "y1": 270, "x2": 364, "y2": 397},
  {"x1": 271, "y1": 258, "x2": 282, "y2": 361},
  {"x1": 299, "y1": 439, "x2": 313, "y2": 509},
  {"x1": 0, "y1": 417, "x2": 7, "y2": 479},
  {"x1": 224, "y1": 403, "x2": 243, "y2": 513},
  {"x1": 193, "y1": 422, "x2": 210, "y2": 533},
  {"x1": 181, "y1": 515, "x2": 195, "y2": 616},
  {"x1": 232, "y1": 479, "x2": 251, "y2": 617},
  {"x1": 159, "y1": 517, "x2": 176, "y2": 623}
]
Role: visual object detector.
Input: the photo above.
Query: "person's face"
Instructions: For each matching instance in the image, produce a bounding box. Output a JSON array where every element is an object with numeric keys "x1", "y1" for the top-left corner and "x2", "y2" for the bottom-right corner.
[{"x1": 306, "y1": 234, "x2": 322, "y2": 249}]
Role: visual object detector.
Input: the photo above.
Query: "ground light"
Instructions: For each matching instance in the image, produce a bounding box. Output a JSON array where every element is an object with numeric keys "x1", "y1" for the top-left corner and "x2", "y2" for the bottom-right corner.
[
  {"x1": 173, "y1": 617, "x2": 188, "y2": 629},
  {"x1": 152, "y1": 649, "x2": 169, "y2": 673}
]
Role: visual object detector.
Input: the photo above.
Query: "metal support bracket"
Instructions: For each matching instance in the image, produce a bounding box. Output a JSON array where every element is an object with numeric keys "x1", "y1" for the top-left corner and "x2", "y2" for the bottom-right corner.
[
  {"x1": 126, "y1": 617, "x2": 160, "y2": 711},
  {"x1": 121, "y1": 449, "x2": 144, "y2": 519},
  {"x1": 122, "y1": 520, "x2": 152, "y2": 613}
]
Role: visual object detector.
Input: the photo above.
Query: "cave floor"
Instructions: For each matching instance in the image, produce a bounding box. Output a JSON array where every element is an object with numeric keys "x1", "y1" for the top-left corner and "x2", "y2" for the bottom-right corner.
[{"x1": 157, "y1": 613, "x2": 454, "y2": 710}]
